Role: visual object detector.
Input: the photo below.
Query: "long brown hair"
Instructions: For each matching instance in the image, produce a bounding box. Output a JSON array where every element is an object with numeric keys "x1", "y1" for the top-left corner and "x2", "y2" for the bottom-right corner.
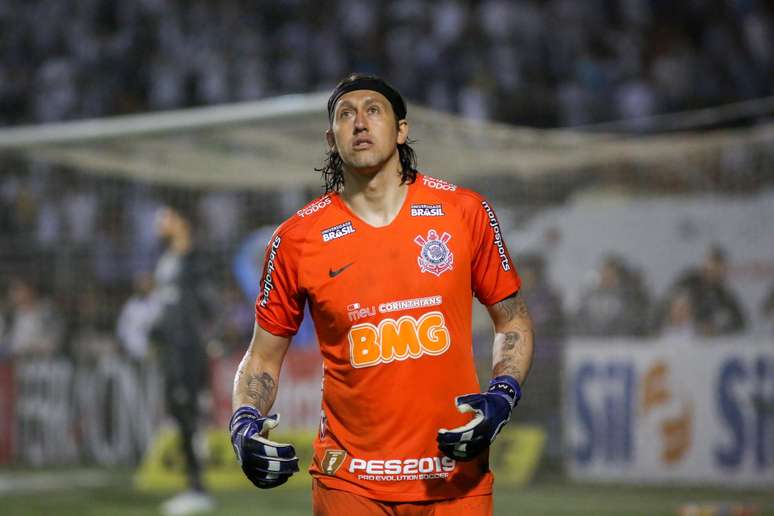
[{"x1": 316, "y1": 139, "x2": 418, "y2": 194}]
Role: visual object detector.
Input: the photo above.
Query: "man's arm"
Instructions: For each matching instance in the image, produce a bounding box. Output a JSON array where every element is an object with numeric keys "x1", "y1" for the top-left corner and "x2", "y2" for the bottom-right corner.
[
  {"x1": 230, "y1": 323, "x2": 298, "y2": 489},
  {"x1": 487, "y1": 291, "x2": 534, "y2": 385},
  {"x1": 233, "y1": 323, "x2": 291, "y2": 413},
  {"x1": 437, "y1": 291, "x2": 534, "y2": 461}
]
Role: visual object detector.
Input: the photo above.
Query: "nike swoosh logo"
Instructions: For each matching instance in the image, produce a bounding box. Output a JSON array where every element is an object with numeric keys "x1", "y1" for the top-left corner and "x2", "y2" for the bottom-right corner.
[{"x1": 329, "y1": 262, "x2": 354, "y2": 278}]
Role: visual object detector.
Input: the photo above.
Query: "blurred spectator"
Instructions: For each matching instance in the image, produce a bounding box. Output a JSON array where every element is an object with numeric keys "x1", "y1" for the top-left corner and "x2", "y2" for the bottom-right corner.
[
  {"x1": 0, "y1": 293, "x2": 7, "y2": 359},
  {"x1": 117, "y1": 272, "x2": 158, "y2": 362},
  {"x1": 514, "y1": 253, "x2": 565, "y2": 464},
  {"x1": 69, "y1": 284, "x2": 120, "y2": 363},
  {"x1": 148, "y1": 200, "x2": 215, "y2": 515},
  {"x1": 759, "y1": 282, "x2": 774, "y2": 337},
  {"x1": 572, "y1": 254, "x2": 651, "y2": 337},
  {"x1": 659, "y1": 287, "x2": 697, "y2": 340},
  {"x1": 92, "y1": 203, "x2": 132, "y2": 293},
  {"x1": 517, "y1": 253, "x2": 565, "y2": 360},
  {"x1": 209, "y1": 279, "x2": 254, "y2": 356},
  {"x1": 3, "y1": 276, "x2": 63, "y2": 358},
  {"x1": 197, "y1": 190, "x2": 244, "y2": 250},
  {"x1": 665, "y1": 245, "x2": 746, "y2": 337}
]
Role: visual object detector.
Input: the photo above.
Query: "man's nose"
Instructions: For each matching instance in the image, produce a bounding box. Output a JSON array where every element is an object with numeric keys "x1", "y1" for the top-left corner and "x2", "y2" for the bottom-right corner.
[{"x1": 354, "y1": 111, "x2": 368, "y2": 131}]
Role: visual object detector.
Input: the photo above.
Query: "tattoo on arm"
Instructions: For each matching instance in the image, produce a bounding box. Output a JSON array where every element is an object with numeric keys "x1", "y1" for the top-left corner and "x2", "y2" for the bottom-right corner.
[
  {"x1": 490, "y1": 293, "x2": 534, "y2": 384},
  {"x1": 502, "y1": 331, "x2": 519, "y2": 351},
  {"x1": 493, "y1": 359, "x2": 523, "y2": 380},
  {"x1": 245, "y1": 372, "x2": 276, "y2": 414},
  {"x1": 492, "y1": 294, "x2": 518, "y2": 322},
  {"x1": 493, "y1": 331, "x2": 526, "y2": 379}
]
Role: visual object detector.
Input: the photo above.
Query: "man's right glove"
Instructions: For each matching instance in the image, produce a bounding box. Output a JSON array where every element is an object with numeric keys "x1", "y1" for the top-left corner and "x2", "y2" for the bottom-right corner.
[{"x1": 229, "y1": 406, "x2": 299, "y2": 489}]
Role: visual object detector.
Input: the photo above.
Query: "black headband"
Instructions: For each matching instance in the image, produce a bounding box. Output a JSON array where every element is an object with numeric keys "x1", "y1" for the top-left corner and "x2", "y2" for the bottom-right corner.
[{"x1": 327, "y1": 77, "x2": 407, "y2": 123}]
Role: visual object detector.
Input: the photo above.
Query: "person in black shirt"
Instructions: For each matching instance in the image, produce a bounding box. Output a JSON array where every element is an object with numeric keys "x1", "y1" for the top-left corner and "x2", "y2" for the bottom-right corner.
[
  {"x1": 150, "y1": 200, "x2": 215, "y2": 515},
  {"x1": 664, "y1": 245, "x2": 745, "y2": 337}
]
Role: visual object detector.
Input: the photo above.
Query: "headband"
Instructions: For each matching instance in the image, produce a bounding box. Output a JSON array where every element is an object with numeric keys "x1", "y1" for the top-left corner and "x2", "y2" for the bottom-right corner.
[{"x1": 327, "y1": 77, "x2": 407, "y2": 123}]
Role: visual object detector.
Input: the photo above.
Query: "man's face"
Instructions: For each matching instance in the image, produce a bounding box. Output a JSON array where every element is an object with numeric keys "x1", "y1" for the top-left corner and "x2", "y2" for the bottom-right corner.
[
  {"x1": 155, "y1": 207, "x2": 181, "y2": 241},
  {"x1": 703, "y1": 257, "x2": 726, "y2": 283},
  {"x1": 8, "y1": 280, "x2": 34, "y2": 308},
  {"x1": 327, "y1": 90, "x2": 408, "y2": 173}
]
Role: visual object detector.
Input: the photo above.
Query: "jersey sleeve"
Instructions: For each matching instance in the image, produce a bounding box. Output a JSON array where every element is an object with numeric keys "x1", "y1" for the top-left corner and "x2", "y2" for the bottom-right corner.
[
  {"x1": 467, "y1": 197, "x2": 521, "y2": 305},
  {"x1": 255, "y1": 225, "x2": 306, "y2": 337}
]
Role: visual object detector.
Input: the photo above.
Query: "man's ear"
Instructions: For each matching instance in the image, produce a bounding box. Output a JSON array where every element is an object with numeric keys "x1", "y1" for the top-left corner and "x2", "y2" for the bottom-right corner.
[
  {"x1": 325, "y1": 129, "x2": 336, "y2": 152},
  {"x1": 396, "y1": 119, "x2": 409, "y2": 145}
]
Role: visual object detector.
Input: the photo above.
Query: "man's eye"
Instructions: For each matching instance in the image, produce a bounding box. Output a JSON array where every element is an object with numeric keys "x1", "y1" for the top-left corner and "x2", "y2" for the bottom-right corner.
[
  {"x1": 368, "y1": 106, "x2": 380, "y2": 114},
  {"x1": 339, "y1": 110, "x2": 353, "y2": 119}
]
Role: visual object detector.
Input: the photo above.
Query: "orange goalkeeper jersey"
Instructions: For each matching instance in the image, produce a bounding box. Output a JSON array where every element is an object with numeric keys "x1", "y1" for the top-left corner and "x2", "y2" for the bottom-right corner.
[{"x1": 255, "y1": 173, "x2": 520, "y2": 502}]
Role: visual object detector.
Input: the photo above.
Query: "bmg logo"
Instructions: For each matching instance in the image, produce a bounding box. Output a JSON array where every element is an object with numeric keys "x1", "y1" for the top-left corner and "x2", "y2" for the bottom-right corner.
[{"x1": 348, "y1": 311, "x2": 450, "y2": 368}]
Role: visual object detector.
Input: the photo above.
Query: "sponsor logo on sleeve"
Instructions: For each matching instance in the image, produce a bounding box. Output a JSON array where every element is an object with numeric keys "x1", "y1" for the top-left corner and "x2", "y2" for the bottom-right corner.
[
  {"x1": 481, "y1": 201, "x2": 511, "y2": 271},
  {"x1": 422, "y1": 176, "x2": 457, "y2": 191},
  {"x1": 297, "y1": 196, "x2": 332, "y2": 218},
  {"x1": 321, "y1": 221, "x2": 356, "y2": 242},
  {"x1": 410, "y1": 203, "x2": 445, "y2": 217},
  {"x1": 321, "y1": 449, "x2": 347, "y2": 475},
  {"x1": 259, "y1": 235, "x2": 282, "y2": 307},
  {"x1": 414, "y1": 229, "x2": 454, "y2": 276}
]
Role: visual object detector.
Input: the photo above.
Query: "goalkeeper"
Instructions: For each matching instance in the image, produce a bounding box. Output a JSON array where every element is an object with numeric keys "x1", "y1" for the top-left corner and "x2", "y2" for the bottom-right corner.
[{"x1": 230, "y1": 73, "x2": 534, "y2": 515}]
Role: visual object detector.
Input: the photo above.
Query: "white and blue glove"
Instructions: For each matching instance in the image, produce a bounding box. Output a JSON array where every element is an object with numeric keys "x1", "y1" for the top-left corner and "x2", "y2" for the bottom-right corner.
[
  {"x1": 436, "y1": 375, "x2": 521, "y2": 461},
  {"x1": 229, "y1": 406, "x2": 299, "y2": 489}
]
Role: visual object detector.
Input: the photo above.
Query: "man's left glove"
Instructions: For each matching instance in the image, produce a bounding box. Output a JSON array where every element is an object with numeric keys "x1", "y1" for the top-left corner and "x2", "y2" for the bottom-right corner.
[
  {"x1": 229, "y1": 406, "x2": 299, "y2": 489},
  {"x1": 436, "y1": 375, "x2": 521, "y2": 461}
]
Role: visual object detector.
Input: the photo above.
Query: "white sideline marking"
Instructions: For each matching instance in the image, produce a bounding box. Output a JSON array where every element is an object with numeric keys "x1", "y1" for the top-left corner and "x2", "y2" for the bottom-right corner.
[{"x1": 0, "y1": 470, "x2": 112, "y2": 495}]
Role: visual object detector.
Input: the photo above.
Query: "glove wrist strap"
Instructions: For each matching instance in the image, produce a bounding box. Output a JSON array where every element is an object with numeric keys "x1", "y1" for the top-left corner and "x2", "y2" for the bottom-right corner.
[
  {"x1": 229, "y1": 405, "x2": 262, "y2": 433},
  {"x1": 488, "y1": 375, "x2": 521, "y2": 408}
]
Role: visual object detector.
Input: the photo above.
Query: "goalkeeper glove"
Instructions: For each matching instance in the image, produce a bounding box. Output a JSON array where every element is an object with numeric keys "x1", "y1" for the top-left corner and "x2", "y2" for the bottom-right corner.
[
  {"x1": 436, "y1": 375, "x2": 521, "y2": 461},
  {"x1": 229, "y1": 406, "x2": 299, "y2": 489}
]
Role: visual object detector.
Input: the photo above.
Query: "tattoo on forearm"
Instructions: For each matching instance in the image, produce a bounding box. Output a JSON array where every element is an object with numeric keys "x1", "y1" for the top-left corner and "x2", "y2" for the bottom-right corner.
[
  {"x1": 503, "y1": 331, "x2": 519, "y2": 351},
  {"x1": 493, "y1": 359, "x2": 523, "y2": 380},
  {"x1": 493, "y1": 294, "x2": 518, "y2": 322},
  {"x1": 245, "y1": 372, "x2": 276, "y2": 413},
  {"x1": 491, "y1": 293, "x2": 534, "y2": 384}
]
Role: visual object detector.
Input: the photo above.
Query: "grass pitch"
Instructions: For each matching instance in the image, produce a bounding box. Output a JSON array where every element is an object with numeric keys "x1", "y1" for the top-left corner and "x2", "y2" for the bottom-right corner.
[{"x1": 0, "y1": 469, "x2": 771, "y2": 516}]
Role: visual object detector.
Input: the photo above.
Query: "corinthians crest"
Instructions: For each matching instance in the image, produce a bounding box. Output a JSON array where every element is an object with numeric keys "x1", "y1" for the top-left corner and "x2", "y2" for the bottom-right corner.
[{"x1": 415, "y1": 229, "x2": 453, "y2": 276}]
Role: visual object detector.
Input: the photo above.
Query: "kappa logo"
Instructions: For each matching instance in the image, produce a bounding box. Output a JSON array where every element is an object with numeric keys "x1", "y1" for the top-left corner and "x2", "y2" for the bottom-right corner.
[
  {"x1": 321, "y1": 449, "x2": 347, "y2": 475},
  {"x1": 415, "y1": 230, "x2": 454, "y2": 276}
]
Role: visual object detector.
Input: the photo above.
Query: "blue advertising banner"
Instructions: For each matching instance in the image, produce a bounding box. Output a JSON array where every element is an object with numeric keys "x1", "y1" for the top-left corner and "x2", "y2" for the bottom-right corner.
[{"x1": 564, "y1": 337, "x2": 774, "y2": 486}]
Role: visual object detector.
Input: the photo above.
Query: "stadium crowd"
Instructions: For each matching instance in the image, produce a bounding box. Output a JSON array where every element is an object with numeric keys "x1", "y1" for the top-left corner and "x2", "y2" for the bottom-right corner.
[{"x1": 1, "y1": 0, "x2": 772, "y2": 128}]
